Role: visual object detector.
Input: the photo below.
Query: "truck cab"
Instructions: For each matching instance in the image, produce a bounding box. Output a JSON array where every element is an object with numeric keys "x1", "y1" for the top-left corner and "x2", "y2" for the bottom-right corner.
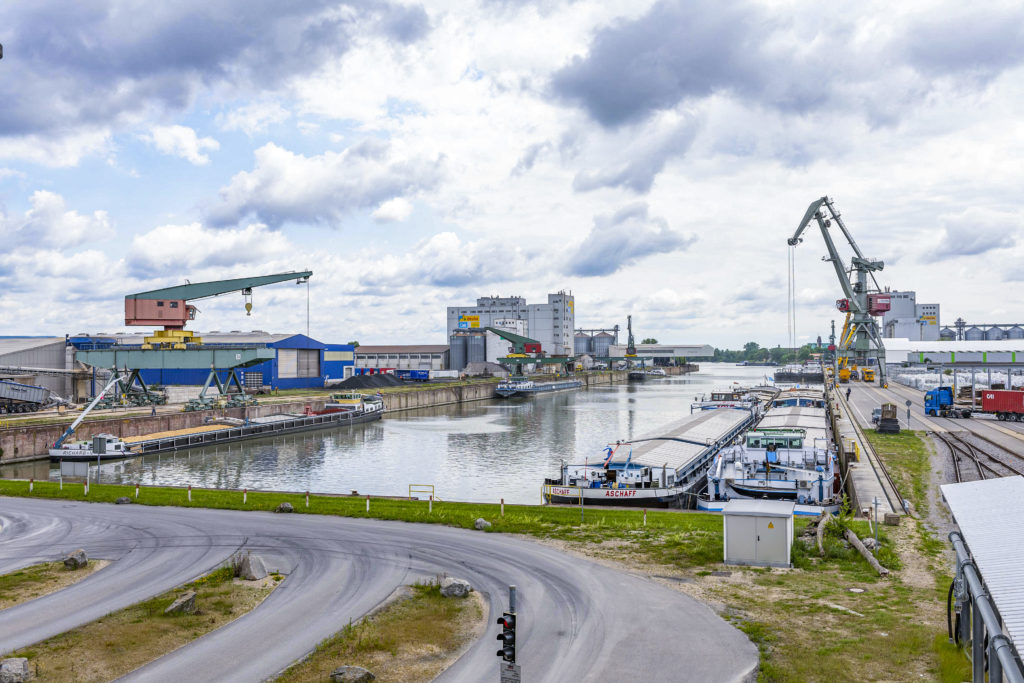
[{"x1": 924, "y1": 386, "x2": 972, "y2": 418}]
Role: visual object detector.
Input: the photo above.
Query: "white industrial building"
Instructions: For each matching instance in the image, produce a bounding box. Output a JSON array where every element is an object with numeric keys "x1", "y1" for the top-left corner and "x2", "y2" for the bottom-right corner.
[
  {"x1": 608, "y1": 343, "x2": 715, "y2": 360},
  {"x1": 880, "y1": 290, "x2": 940, "y2": 341},
  {"x1": 0, "y1": 337, "x2": 74, "y2": 397},
  {"x1": 446, "y1": 292, "x2": 575, "y2": 355}
]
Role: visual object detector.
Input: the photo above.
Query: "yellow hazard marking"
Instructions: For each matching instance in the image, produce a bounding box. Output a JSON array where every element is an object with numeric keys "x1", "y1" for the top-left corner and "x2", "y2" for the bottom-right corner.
[{"x1": 768, "y1": 521, "x2": 775, "y2": 529}]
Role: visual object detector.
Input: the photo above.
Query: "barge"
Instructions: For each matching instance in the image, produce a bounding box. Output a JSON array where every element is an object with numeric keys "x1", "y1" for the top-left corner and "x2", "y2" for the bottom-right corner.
[
  {"x1": 773, "y1": 363, "x2": 824, "y2": 384},
  {"x1": 50, "y1": 393, "x2": 384, "y2": 461},
  {"x1": 495, "y1": 379, "x2": 583, "y2": 398},
  {"x1": 698, "y1": 389, "x2": 841, "y2": 516},
  {"x1": 542, "y1": 398, "x2": 761, "y2": 508}
]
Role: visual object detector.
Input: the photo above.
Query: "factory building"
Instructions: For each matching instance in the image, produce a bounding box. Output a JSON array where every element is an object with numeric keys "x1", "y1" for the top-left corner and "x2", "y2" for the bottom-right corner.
[
  {"x1": 0, "y1": 337, "x2": 73, "y2": 397},
  {"x1": 354, "y1": 345, "x2": 449, "y2": 373},
  {"x1": 71, "y1": 332, "x2": 349, "y2": 390},
  {"x1": 880, "y1": 291, "x2": 940, "y2": 341},
  {"x1": 446, "y1": 291, "x2": 574, "y2": 356}
]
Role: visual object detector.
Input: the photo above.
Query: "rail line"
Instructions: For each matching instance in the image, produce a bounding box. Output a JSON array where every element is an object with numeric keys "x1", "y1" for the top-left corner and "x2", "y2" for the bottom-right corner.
[
  {"x1": 938, "y1": 431, "x2": 1024, "y2": 480},
  {"x1": 934, "y1": 433, "x2": 989, "y2": 483}
]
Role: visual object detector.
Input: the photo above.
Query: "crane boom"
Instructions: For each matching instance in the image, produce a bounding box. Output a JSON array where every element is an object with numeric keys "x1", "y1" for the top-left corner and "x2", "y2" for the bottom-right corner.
[
  {"x1": 788, "y1": 197, "x2": 889, "y2": 387},
  {"x1": 53, "y1": 372, "x2": 124, "y2": 448},
  {"x1": 125, "y1": 271, "x2": 312, "y2": 329}
]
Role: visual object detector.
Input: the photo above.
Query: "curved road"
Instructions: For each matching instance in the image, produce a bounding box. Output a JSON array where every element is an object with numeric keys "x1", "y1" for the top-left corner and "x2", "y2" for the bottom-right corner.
[{"x1": 0, "y1": 498, "x2": 758, "y2": 682}]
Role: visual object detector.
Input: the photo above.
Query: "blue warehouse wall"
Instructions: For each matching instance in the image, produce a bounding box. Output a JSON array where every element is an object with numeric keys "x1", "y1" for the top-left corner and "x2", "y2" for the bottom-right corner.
[{"x1": 323, "y1": 343, "x2": 355, "y2": 383}]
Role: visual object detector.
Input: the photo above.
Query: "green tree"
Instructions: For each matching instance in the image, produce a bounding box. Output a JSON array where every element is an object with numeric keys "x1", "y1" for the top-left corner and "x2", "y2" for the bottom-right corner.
[
  {"x1": 641, "y1": 337, "x2": 658, "y2": 344},
  {"x1": 742, "y1": 342, "x2": 760, "y2": 360},
  {"x1": 347, "y1": 341, "x2": 360, "y2": 348}
]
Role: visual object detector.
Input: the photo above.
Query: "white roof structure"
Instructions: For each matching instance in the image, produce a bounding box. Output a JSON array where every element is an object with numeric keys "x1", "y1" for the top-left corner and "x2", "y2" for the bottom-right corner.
[
  {"x1": 0, "y1": 337, "x2": 65, "y2": 355},
  {"x1": 884, "y1": 337, "x2": 1024, "y2": 359},
  {"x1": 722, "y1": 499, "x2": 796, "y2": 517},
  {"x1": 610, "y1": 408, "x2": 751, "y2": 472},
  {"x1": 941, "y1": 476, "x2": 1024, "y2": 651},
  {"x1": 755, "y1": 406, "x2": 828, "y2": 442}
]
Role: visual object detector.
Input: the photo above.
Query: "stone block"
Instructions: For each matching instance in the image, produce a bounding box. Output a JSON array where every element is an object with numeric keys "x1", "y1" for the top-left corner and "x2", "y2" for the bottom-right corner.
[
  {"x1": 275, "y1": 502, "x2": 294, "y2": 513},
  {"x1": 0, "y1": 658, "x2": 30, "y2": 683},
  {"x1": 63, "y1": 548, "x2": 88, "y2": 570},
  {"x1": 439, "y1": 577, "x2": 471, "y2": 598},
  {"x1": 164, "y1": 590, "x2": 197, "y2": 615},
  {"x1": 474, "y1": 518, "x2": 491, "y2": 530},
  {"x1": 330, "y1": 665, "x2": 375, "y2": 682},
  {"x1": 240, "y1": 554, "x2": 268, "y2": 581}
]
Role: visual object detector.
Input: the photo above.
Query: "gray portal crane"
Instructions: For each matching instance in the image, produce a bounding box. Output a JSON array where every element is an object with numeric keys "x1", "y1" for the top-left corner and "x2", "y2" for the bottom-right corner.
[{"x1": 788, "y1": 197, "x2": 890, "y2": 387}]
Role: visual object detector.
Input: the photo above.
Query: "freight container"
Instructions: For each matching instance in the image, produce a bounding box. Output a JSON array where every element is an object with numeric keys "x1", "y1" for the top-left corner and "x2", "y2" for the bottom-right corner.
[
  {"x1": 395, "y1": 370, "x2": 430, "y2": 381},
  {"x1": 981, "y1": 390, "x2": 1024, "y2": 420}
]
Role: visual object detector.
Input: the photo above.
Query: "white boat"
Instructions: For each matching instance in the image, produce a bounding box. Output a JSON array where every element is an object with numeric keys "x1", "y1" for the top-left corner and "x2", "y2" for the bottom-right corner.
[
  {"x1": 50, "y1": 433, "x2": 136, "y2": 461},
  {"x1": 700, "y1": 393, "x2": 840, "y2": 515},
  {"x1": 645, "y1": 368, "x2": 667, "y2": 377}
]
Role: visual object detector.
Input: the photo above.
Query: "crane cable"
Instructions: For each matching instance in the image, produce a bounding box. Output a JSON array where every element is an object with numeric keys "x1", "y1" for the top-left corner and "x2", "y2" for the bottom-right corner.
[{"x1": 788, "y1": 245, "x2": 797, "y2": 350}]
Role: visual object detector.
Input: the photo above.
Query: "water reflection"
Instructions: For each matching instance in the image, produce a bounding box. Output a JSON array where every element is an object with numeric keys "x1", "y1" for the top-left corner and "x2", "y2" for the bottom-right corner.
[{"x1": 3, "y1": 365, "x2": 772, "y2": 504}]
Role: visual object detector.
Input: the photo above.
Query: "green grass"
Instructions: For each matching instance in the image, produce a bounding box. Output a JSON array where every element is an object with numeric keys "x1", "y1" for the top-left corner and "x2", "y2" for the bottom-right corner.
[
  {"x1": 863, "y1": 430, "x2": 932, "y2": 514},
  {"x1": 275, "y1": 582, "x2": 482, "y2": 682}
]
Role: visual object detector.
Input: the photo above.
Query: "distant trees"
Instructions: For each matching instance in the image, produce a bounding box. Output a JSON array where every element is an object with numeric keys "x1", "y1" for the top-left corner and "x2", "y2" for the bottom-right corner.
[
  {"x1": 641, "y1": 338, "x2": 658, "y2": 344},
  {"x1": 347, "y1": 341, "x2": 360, "y2": 348},
  {"x1": 712, "y1": 342, "x2": 819, "y2": 364}
]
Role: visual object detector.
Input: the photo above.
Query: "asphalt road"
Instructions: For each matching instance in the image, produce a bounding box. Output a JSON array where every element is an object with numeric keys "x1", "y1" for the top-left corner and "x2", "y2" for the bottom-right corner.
[{"x1": 0, "y1": 498, "x2": 758, "y2": 682}]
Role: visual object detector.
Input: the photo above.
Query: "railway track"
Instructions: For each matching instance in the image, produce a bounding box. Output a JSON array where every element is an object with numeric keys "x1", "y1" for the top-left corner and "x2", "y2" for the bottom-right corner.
[{"x1": 936, "y1": 431, "x2": 1024, "y2": 481}]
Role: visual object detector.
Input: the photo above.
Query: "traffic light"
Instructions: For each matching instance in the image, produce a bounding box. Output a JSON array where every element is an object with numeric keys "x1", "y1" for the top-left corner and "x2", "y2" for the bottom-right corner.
[{"x1": 496, "y1": 611, "x2": 516, "y2": 662}]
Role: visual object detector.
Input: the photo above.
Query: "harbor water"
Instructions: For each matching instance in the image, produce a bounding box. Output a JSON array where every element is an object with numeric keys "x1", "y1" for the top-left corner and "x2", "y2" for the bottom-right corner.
[{"x1": 16, "y1": 365, "x2": 777, "y2": 505}]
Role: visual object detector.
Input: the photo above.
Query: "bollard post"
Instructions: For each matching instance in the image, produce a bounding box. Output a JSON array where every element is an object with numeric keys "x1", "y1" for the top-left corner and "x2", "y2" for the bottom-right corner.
[
  {"x1": 59, "y1": 472, "x2": 63, "y2": 490},
  {"x1": 306, "y1": 491, "x2": 310, "y2": 508},
  {"x1": 29, "y1": 478, "x2": 33, "y2": 493},
  {"x1": 501, "y1": 498, "x2": 505, "y2": 517},
  {"x1": 135, "y1": 483, "x2": 139, "y2": 499},
  {"x1": 84, "y1": 480, "x2": 88, "y2": 496},
  {"x1": 429, "y1": 494, "x2": 433, "y2": 514},
  {"x1": 644, "y1": 508, "x2": 647, "y2": 526},
  {"x1": 366, "y1": 495, "x2": 370, "y2": 512},
  {"x1": 243, "y1": 488, "x2": 247, "y2": 504},
  {"x1": 188, "y1": 485, "x2": 192, "y2": 502}
]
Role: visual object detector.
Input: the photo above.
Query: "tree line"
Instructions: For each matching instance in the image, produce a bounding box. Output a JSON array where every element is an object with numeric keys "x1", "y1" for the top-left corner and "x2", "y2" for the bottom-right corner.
[{"x1": 712, "y1": 342, "x2": 820, "y2": 364}]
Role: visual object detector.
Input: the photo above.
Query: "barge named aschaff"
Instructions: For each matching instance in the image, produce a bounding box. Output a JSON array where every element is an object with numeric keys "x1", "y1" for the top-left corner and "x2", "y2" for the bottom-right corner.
[{"x1": 542, "y1": 399, "x2": 762, "y2": 508}]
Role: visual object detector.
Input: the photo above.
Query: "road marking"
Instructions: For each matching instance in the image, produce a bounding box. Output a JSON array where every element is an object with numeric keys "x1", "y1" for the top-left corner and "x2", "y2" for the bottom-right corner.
[
  {"x1": 861, "y1": 383, "x2": 947, "y2": 432},
  {"x1": 982, "y1": 421, "x2": 1024, "y2": 444}
]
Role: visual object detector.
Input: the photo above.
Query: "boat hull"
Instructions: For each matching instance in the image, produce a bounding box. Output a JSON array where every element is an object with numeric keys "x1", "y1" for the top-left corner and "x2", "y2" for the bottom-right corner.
[
  {"x1": 50, "y1": 408, "x2": 383, "y2": 461},
  {"x1": 496, "y1": 380, "x2": 583, "y2": 398},
  {"x1": 542, "y1": 484, "x2": 688, "y2": 508}
]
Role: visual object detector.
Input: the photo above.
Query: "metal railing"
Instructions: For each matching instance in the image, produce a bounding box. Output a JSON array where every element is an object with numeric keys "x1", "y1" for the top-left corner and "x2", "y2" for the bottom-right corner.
[
  {"x1": 409, "y1": 484, "x2": 435, "y2": 500},
  {"x1": 949, "y1": 530, "x2": 1024, "y2": 682}
]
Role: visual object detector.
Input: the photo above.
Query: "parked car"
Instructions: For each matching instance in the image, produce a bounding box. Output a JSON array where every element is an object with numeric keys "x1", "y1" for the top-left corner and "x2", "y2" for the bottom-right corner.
[{"x1": 871, "y1": 407, "x2": 882, "y2": 425}]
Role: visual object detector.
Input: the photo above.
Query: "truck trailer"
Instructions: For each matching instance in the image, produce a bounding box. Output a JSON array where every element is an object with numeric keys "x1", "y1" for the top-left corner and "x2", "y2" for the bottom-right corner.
[
  {"x1": 0, "y1": 380, "x2": 59, "y2": 414},
  {"x1": 981, "y1": 390, "x2": 1024, "y2": 421}
]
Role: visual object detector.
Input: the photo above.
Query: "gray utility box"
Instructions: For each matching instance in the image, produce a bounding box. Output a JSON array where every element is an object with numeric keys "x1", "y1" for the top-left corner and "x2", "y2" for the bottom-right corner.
[{"x1": 722, "y1": 499, "x2": 795, "y2": 568}]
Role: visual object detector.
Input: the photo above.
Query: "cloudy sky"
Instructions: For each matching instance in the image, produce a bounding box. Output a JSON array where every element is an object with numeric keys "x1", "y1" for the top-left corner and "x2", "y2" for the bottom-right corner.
[{"x1": 2, "y1": 0, "x2": 1022, "y2": 348}]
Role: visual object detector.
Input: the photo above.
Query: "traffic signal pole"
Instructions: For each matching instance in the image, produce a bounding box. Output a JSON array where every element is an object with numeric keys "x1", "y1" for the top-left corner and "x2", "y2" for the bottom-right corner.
[{"x1": 497, "y1": 585, "x2": 521, "y2": 680}]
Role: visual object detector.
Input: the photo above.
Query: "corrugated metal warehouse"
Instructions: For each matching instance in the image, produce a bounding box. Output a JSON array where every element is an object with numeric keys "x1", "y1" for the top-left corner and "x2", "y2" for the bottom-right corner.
[
  {"x1": 0, "y1": 337, "x2": 72, "y2": 396},
  {"x1": 354, "y1": 345, "x2": 449, "y2": 372},
  {"x1": 72, "y1": 332, "x2": 351, "y2": 390}
]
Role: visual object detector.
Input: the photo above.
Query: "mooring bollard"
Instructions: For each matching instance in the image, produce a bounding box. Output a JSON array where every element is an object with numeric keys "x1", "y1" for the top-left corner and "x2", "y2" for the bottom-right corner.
[
  {"x1": 501, "y1": 497, "x2": 505, "y2": 517},
  {"x1": 644, "y1": 508, "x2": 647, "y2": 526},
  {"x1": 429, "y1": 494, "x2": 433, "y2": 513},
  {"x1": 135, "y1": 483, "x2": 139, "y2": 499},
  {"x1": 366, "y1": 495, "x2": 370, "y2": 512},
  {"x1": 306, "y1": 491, "x2": 310, "y2": 508},
  {"x1": 84, "y1": 481, "x2": 89, "y2": 496},
  {"x1": 188, "y1": 485, "x2": 192, "y2": 502},
  {"x1": 243, "y1": 488, "x2": 247, "y2": 504},
  {"x1": 29, "y1": 478, "x2": 33, "y2": 493}
]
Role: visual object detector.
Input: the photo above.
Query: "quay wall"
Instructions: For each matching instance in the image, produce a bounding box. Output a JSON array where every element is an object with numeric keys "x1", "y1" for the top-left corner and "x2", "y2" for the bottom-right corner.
[{"x1": 0, "y1": 366, "x2": 698, "y2": 462}]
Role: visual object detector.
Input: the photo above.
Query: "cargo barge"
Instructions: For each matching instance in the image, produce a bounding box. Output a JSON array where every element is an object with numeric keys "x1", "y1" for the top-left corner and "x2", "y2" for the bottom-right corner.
[
  {"x1": 50, "y1": 393, "x2": 384, "y2": 462},
  {"x1": 542, "y1": 399, "x2": 761, "y2": 508},
  {"x1": 698, "y1": 388, "x2": 841, "y2": 516},
  {"x1": 495, "y1": 379, "x2": 583, "y2": 398},
  {"x1": 773, "y1": 363, "x2": 824, "y2": 384}
]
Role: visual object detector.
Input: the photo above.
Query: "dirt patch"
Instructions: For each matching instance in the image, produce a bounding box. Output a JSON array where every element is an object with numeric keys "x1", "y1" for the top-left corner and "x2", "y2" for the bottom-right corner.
[
  {"x1": 275, "y1": 583, "x2": 486, "y2": 682},
  {"x1": 0, "y1": 560, "x2": 109, "y2": 611},
  {"x1": 12, "y1": 566, "x2": 279, "y2": 681}
]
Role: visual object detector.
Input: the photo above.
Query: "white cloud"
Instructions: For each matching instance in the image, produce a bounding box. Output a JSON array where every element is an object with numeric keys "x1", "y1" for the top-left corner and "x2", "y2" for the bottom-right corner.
[
  {"x1": 127, "y1": 222, "x2": 295, "y2": 275},
  {"x1": 0, "y1": 131, "x2": 111, "y2": 167},
  {"x1": 206, "y1": 141, "x2": 443, "y2": 227},
  {"x1": 217, "y1": 102, "x2": 291, "y2": 135},
  {"x1": 3, "y1": 190, "x2": 113, "y2": 247},
  {"x1": 140, "y1": 125, "x2": 220, "y2": 165},
  {"x1": 372, "y1": 197, "x2": 414, "y2": 223}
]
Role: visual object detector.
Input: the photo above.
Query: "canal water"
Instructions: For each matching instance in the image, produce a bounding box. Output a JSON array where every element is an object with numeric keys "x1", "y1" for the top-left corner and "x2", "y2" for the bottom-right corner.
[{"x1": 11, "y1": 364, "x2": 775, "y2": 505}]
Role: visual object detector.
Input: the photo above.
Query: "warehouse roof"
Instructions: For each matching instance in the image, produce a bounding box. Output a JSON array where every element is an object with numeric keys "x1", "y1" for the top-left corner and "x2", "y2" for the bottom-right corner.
[
  {"x1": 941, "y1": 477, "x2": 1024, "y2": 652},
  {"x1": 356, "y1": 345, "x2": 449, "y2": 354},
  {"x1": 884, "y1": 338, "x2": 1024, "y2": 353},
  {"x1": 0, "y1": 337, "x2": 66, "y2": 356},
  {"x1": 112, "y1": 332, "x2": 312, "y2": 345}
]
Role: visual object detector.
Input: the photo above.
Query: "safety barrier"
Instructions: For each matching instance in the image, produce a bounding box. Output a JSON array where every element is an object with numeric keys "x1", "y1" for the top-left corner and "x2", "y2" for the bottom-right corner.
[{"x1": 409, "y1": 484, "x2": 435, "y2": 500}]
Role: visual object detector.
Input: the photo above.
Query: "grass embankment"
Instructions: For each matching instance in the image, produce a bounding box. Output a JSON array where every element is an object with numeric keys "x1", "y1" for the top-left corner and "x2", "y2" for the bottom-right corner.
[
  {"x1": 0, "y1": 561, "x2": 107, "y2": 610},
  {"x1": 9, "y1": 565, "x2": 279, "y2": 682},
  {"x1": 276, "y1": 583, "x2": 484, "y2": 682},
  {"x1": 0, "y1": 446, "x2": 963, "y2": 683}
]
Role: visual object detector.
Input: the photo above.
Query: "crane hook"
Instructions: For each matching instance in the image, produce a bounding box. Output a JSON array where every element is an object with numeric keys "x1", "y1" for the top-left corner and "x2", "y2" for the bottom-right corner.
[{"x1": 243, "y1": 287, "x2": 253, "y2": 316}]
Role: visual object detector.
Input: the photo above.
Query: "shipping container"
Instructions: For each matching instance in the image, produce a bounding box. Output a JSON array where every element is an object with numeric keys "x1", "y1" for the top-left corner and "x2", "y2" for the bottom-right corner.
[
  {"x1": 395, "y1": 369, "x2": 430, "y2": 381},
  {"x1": 981, "y1": 390, "x2": 1024, "y2": 418}
]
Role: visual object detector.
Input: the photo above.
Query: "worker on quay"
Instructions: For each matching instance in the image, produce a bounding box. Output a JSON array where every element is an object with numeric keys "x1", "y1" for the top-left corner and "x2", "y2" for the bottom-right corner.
[{"x1": 846, "y1": 387, "x2": 851, "y2": 400}]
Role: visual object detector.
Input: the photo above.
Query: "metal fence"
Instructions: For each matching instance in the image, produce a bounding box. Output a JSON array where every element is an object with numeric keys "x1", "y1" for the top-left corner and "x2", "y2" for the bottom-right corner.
[{"x1": 949, "y1": 530, "x2": 1024, "y2": 682}]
